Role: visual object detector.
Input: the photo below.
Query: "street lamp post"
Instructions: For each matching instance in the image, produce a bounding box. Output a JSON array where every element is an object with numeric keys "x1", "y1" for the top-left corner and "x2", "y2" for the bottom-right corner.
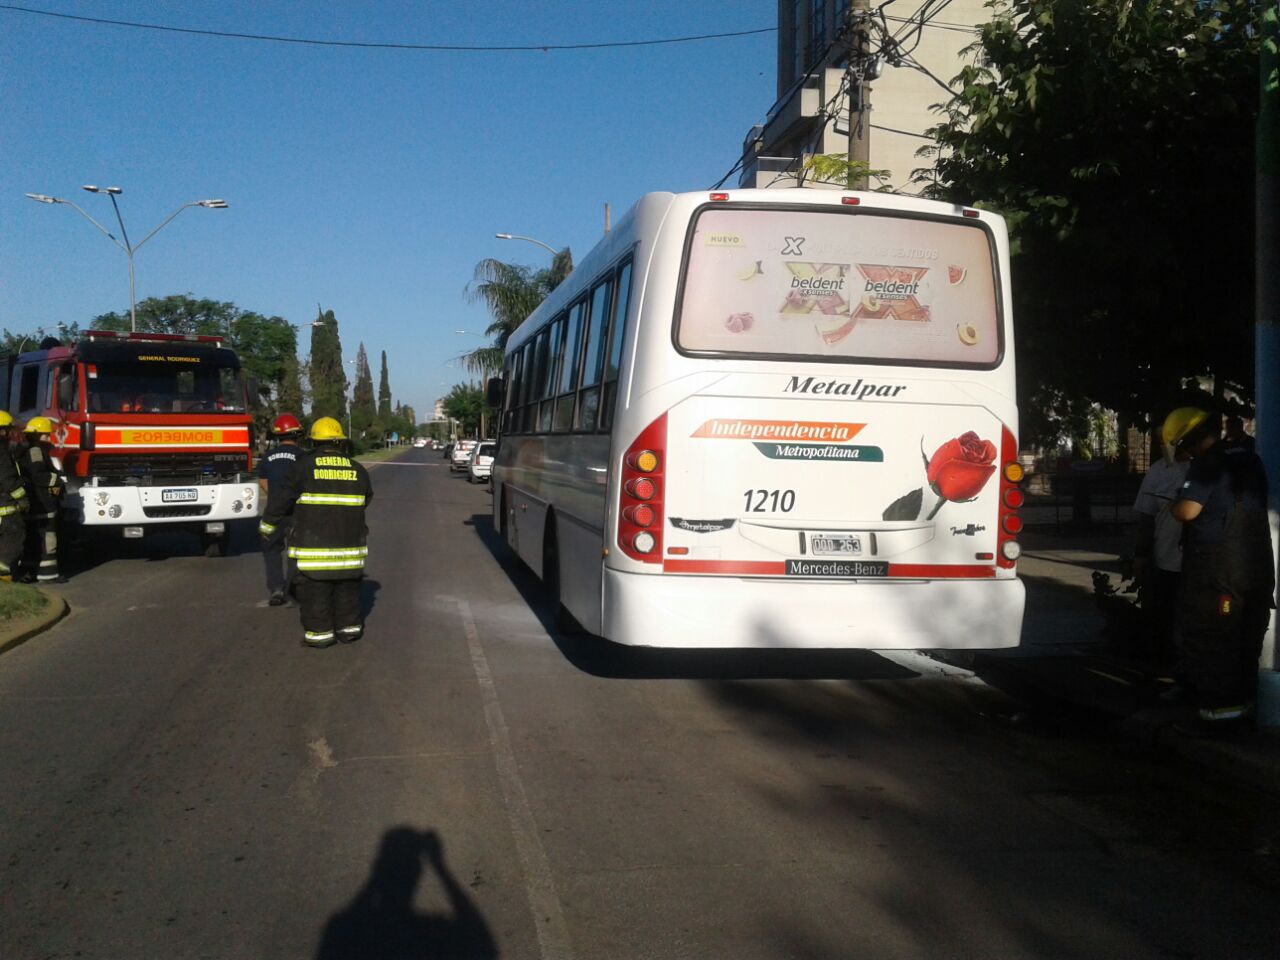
[
  {"x1": 25, "y1": 187, "x2": 228, "y2": 332},
  {"x1": 495, "y1": 232, "x2": 558, "y2": 257}
]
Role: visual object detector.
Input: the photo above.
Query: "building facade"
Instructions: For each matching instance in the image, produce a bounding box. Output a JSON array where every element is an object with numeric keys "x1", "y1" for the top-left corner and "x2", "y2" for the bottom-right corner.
[{"x1": 739, "y1": 0, "x2": 991, "y2": 193}]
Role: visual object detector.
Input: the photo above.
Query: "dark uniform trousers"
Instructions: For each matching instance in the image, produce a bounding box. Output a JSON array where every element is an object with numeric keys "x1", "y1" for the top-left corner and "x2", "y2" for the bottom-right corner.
[
  {"x1": 19, "y1": 444, "x2": 65, "y2": 582},
  {"x1": 0, "y1": 451, "x2": 28, "y2": 579},
  {"x1": 261, "y1": 519, "x2": 295, "y2": 594},
  {"x1": 1178, "y1": 545, "x2": 1274, "y2": 712},
  {"x1": 260, "y1": 444, "x2": 372, "y2": 645}
]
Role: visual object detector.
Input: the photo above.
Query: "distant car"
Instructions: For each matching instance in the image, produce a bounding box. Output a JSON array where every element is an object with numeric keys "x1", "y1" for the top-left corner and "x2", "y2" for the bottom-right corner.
[
  {"x1": 413, "y1": 438, "x2": 427, "y2": 448},
  {"x1": 449, "y1": 439, "x2": 477, "y2": 472},
  {"x1": 467, "y1": 441, "x2": 496, "y2": 484},
  {"x1": 431, "y1": 440, "x2": 443, "y2": 450}
]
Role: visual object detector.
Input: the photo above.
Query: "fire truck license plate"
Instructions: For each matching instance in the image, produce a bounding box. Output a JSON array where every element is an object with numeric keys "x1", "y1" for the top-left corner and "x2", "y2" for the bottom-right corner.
[
  {"x1": 161, "y1": 488, "x2": 198, "y2": 503},
  {"x1": 810, "y1": 535, "x2": 862, "y2": 556}
]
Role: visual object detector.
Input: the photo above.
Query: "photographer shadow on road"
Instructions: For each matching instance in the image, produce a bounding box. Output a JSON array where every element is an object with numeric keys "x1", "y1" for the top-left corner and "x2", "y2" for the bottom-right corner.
[{"x1": 315, "y1": 827, "x2": 497, "y2": 960}]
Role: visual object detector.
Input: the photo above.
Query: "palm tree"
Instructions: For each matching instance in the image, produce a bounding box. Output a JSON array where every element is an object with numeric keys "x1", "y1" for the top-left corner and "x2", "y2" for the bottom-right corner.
[{"x1": 461, "y1": 249, "x2": 573, "y2": 375}]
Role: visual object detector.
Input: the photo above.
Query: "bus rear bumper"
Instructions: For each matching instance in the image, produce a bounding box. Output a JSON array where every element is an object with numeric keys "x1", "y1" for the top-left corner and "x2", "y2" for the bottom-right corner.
[{"x1": 601, "y1": 568, "x2": 1026, "y2": 649}]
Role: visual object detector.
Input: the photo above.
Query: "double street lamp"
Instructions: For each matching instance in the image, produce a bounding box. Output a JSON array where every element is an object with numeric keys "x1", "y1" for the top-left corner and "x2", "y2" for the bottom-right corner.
[{"x1": 25, "y1": 186, "x2": 228, "y2": 332}]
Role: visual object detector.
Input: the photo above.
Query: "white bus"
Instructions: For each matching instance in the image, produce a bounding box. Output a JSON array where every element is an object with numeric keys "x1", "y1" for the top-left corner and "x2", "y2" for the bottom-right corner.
[{"x1": 492, "y1": 188, "x2": 1025, "y2": 649}]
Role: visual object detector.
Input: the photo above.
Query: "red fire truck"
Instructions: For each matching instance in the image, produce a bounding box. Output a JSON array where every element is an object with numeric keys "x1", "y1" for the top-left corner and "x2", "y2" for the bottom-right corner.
[{"x1": 0, "y1": 330, "x2": 261, "y2": 555}]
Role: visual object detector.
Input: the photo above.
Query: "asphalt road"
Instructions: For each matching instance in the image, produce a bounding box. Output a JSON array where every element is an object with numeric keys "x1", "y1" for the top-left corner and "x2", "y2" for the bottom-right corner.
[{"x1": 1, "y1": 447, "x2": 1276, "y2": 959}]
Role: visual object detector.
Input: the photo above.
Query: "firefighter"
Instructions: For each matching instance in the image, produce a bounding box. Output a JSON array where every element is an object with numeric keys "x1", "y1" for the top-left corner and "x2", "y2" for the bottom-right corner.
[
  {"x1": 1168, "y1": 407, "x2": 1275, "y2": 735},
  {"x1": 258, "y1": 413, "x2": 304, "y2": 606},
  {"x1": 0, "y1": 411, "x2": 28, "y2": 582},
  {"x1": 17, "y1": 417, "x2": 66, "y2": 583},
  {"x1": 260, "y1": 416, "x2": 373, "y2": 648}
]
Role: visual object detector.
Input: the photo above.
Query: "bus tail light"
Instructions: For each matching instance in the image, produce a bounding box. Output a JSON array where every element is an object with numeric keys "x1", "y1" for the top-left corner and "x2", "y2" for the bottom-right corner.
[
  {"x1": 618, "y1": 413, "x2": 667, "y2": 563},
  {"x1": 997, "y1": 425, "x2": 1022, "y2": 569}
]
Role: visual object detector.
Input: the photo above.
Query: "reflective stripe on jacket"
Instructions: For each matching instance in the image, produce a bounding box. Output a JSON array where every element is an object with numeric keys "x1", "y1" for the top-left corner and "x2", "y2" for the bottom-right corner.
[{"x1": 260, "y1": 444, "x2": 372, "y2": 580}]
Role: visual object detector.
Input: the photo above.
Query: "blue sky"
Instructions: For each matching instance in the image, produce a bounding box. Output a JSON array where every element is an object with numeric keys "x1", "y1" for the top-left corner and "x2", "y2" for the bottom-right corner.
[{"x1": 0, "y1": 0, "x2": 776, "y2": 420}]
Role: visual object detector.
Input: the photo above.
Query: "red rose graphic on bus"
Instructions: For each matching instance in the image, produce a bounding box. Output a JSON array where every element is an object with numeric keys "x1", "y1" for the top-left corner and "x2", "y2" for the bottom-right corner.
[
  {"x1": 925, "y1": 431, "x2": 997, "y2": 518},
  {"x1": 881, "y1": 430, "x2": 999, "y2": 522}
]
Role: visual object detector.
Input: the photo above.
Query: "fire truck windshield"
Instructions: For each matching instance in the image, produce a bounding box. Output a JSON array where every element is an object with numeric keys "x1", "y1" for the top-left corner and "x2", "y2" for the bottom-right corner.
[{"x1": 85, "y1": 360, "x2": 246, "y2": 414}]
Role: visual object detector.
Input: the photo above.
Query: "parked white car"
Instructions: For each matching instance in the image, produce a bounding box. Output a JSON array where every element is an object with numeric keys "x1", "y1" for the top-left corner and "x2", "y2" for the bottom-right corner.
[
  {"x1": 413, "y1": 437, "x2": 427, "y2": 448},
  {"x1": 467, "y1": 441, "x2": 496, "y2": 484},
  {"x1": 449, "y1": 439, "x2": 477, "y2": 471}
]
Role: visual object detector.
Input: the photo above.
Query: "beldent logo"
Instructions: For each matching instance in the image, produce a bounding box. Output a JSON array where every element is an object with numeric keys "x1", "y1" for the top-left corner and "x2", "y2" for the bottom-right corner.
[
  {"x1": 853, "y1": 264, "x2": 931, "y2": 322},
  {"x1": 691, "y1": 419, "x2": 865, "y2": 442}
]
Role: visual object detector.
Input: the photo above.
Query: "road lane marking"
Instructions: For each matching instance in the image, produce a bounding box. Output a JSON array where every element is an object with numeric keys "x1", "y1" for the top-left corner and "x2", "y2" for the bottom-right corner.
[{"x1": 447, "y1": 594, "x2": 574, "y2": 960}]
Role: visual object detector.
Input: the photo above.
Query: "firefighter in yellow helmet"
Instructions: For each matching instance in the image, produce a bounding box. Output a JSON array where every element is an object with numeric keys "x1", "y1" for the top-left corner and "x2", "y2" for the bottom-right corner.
[
  {"x1": 1167, "y1": 407, "x2": 1274, "y2": 735},
  {"x1": 17, "y1": 417, "x2": 66, "y2": 583},
  {"x1": 259, "y1": 417, "x2": 373, "y2": 647},
  {"x1": 0, "y1": 411, "x2": 29, "y2": 581}
]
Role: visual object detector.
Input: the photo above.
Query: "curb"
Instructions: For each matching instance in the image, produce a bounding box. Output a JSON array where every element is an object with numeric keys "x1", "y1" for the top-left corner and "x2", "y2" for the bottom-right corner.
[{"x1": 0, "y1": 591, "x2": 70, "y2": 658}]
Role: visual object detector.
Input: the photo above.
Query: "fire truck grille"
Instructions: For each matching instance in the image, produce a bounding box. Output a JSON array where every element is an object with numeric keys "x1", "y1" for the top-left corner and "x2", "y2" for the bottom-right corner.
[
  {"x1": 90, "y1": 453, "x2": 249, "y2": 484},
  {"x1": 143, "y1": 505, "x2": 213, "y2": 519}
]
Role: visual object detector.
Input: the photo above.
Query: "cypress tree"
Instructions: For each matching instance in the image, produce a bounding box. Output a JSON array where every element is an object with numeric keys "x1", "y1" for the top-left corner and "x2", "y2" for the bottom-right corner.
[
  {"x1": 378, "y1": 350, "x2": 392, "y2": 419},
  {"x1": 307, "y1": 308, "x2": 347, "y2": 424},
  {"x1": 352, "y1": 341, "x2": 376, "y2": 435},
  {"x1": 278, "y1": 353, "x2": 304, "y2": 418}
]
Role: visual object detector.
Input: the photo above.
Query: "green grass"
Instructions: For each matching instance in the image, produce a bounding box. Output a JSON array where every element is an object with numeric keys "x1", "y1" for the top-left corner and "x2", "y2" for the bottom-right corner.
[
  {"x1": 355, "y1": 444, "x2": 413, "y2": 464},
  {"x1": 0, "y1": 582, "x2": 49, "y2": 622}
]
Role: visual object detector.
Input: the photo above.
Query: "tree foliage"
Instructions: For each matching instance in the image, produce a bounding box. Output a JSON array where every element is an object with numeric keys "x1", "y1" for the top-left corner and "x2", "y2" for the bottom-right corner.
[
  {"x1": 920, "y1": 0, "x2": 1264, "y2": 444},
  {"x1": 307, "y1": 308, "x2": 347, "y2": 424},
  {"x1": 351, "y1": 341, "x2": 376, "y2": 436},
  {"x1": 377, "y1": 350, "x2": 392, "y2": 419},
  {"x1": 462, "y1": 249, "x2": 574, "y2": 375},
  {"x1": 441, "y1": 382, "x2": 488, "y2": 437}
]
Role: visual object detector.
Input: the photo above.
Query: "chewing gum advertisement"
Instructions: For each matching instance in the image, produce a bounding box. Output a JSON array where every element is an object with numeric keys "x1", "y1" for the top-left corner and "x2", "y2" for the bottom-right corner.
[{"x1": 678, "y1": 208, "x2": 999, "y2": 364}]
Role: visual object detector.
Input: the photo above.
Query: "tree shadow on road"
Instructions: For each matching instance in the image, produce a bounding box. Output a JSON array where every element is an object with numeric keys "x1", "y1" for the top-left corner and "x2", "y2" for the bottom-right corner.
[{"x1": 315, "y1": 827, "x2": 497, "y2": 960}]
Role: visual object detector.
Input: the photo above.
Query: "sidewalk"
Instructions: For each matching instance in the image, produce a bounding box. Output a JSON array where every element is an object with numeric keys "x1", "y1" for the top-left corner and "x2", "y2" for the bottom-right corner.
[{"x1": 984, "y1": 526, "x2": 1280, "y2": 796}]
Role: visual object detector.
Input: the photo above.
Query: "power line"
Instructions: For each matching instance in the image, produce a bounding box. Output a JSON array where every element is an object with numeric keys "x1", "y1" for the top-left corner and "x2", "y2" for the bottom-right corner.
[
  {"x1": 872, "y1": 123, "x2": 934, "y2": 140},
  {"x1": 0, "y1": 4, "x2": 775, "y2": 52}
]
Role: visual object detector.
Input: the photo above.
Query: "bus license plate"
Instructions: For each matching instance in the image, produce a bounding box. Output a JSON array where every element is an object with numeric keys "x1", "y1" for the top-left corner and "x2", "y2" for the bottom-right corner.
[
  {"x1": 161, "y1": 488, "x2": 198, "y2": 503},
  {"x1": 811, "y1": 535, "x2": 861, "y2": 556}
]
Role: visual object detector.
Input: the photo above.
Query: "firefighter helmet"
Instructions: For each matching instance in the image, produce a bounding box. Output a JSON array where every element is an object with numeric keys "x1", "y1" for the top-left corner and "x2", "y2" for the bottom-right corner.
[
  {"x1": 272, "y1": 413, "x2": 302, "y2": 436},
  {"x1": 309, "y1": 416, "x2": 346, "y2": 441},
  {"x1": 0, "y1": 411, "x2": 12, "y2": 427},
  {"x1": 23, "y1": 416, "x2": 54, "y2": 436},
  {"x1": 1161, "y1": 407, "x2": 1210, "y2": 448}
]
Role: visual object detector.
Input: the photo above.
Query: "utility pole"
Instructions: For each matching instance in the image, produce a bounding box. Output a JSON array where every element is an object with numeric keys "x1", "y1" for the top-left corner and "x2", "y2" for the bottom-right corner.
[
  {"x1": 1257, "y1": 1, "x2": 1280, "y2": 725},
  {"x1": 846, "y1": 0, "x2": 873, "y2": 190}
]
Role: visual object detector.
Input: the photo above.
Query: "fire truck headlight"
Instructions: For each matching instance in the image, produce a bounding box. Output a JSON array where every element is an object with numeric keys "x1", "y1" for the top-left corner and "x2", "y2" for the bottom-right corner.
[
  {"x1": 232, "y1": 500, "x2": 244, "y2": 513},
  {"x1": 242, "y1": 486, "x2": 255, "y2": 500},
  {"x1": 94, "y1": 492, "x2": 111, "y2": 506},
  {"x1": 108, "y1": 505, "x2": 123, "y2": 518}
]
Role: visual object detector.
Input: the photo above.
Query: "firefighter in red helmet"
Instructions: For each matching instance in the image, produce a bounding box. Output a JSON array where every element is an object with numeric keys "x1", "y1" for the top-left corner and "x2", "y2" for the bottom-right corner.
[{"x1": 257, "y1": 413, "x2": 304, "y2": 605}]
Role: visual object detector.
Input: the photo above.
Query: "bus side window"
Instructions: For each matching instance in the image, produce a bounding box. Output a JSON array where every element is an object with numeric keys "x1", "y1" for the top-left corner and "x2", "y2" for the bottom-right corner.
[
  {"x1": 599, "y1": 260, "x2": 633, "y2": 432},
  {"x1": 576, "y1": 278, "x2": 613, "y2": 431},
  {"x1": 526, "y1": 330, "x2": 549, "y2": 433},
  {"x1": 552, "y1": 299, "x2": 587, "y2": 433},
  {"x1": 539, "y1": 316, "x2": 565, "y2": 433},
  {"x1": 503, "y1": 350, "x2": 522, "y2": 434}
]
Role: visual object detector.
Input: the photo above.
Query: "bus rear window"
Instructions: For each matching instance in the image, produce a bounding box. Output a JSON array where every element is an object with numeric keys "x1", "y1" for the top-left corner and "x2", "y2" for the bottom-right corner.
[{"x1": 676, "y1": 207, "x2": 1001, "y2": 367}]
